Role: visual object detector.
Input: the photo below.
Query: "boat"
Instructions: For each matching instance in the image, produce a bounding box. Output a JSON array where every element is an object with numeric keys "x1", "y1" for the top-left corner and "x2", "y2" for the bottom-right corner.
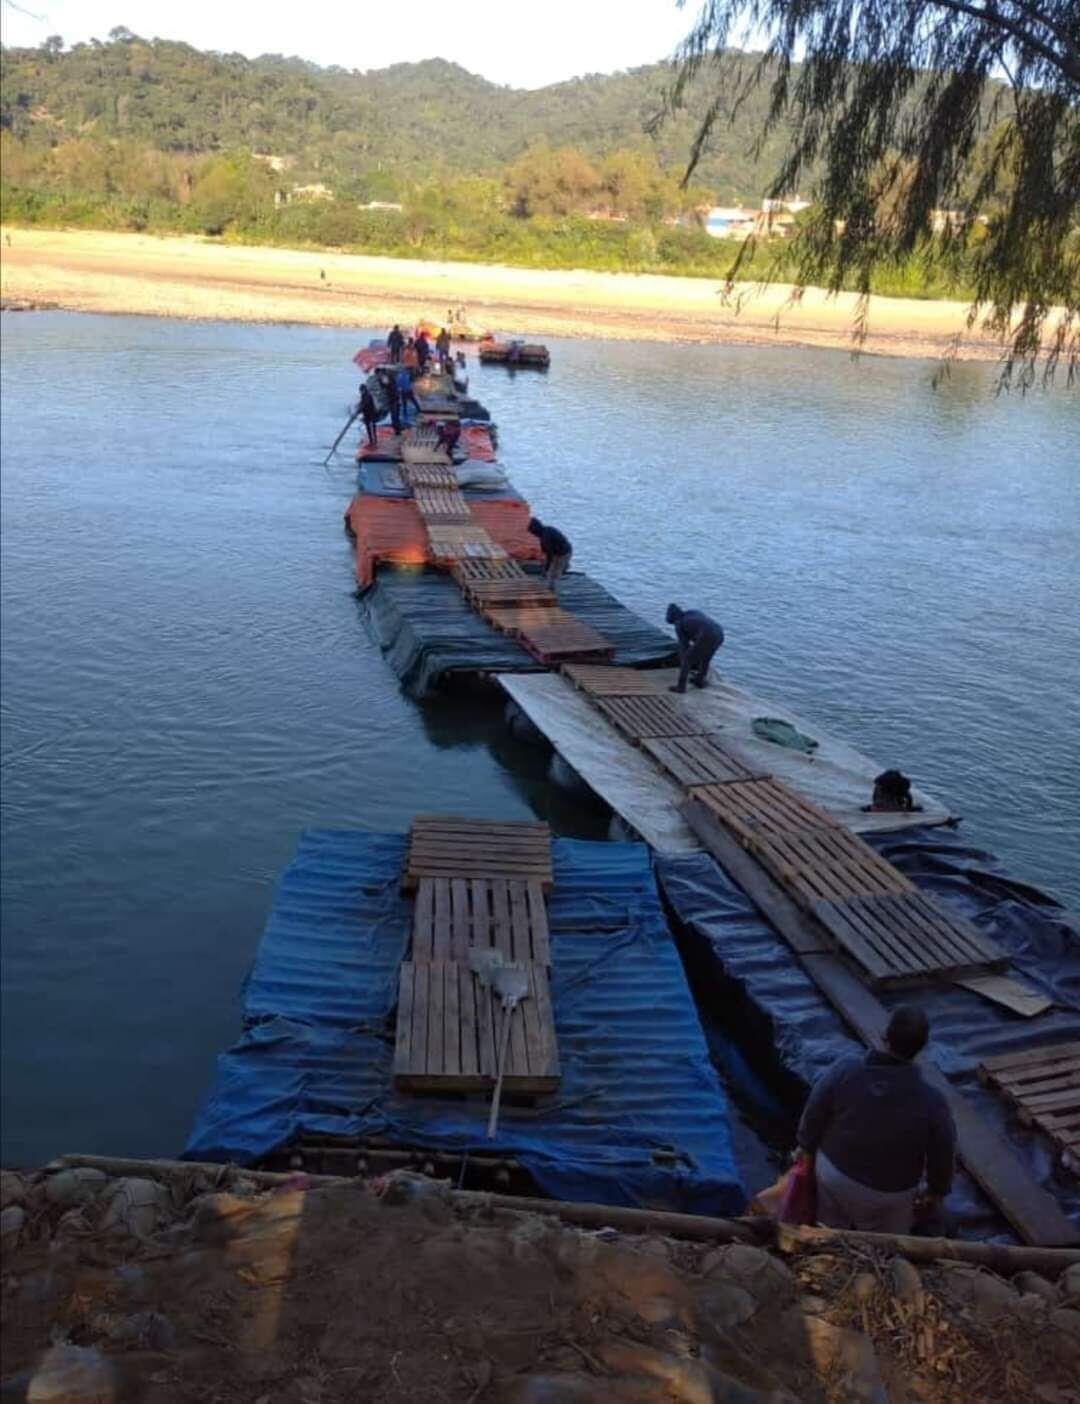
[{"x1": 478, "y1": 337, "x2": 551, "y2": 369}]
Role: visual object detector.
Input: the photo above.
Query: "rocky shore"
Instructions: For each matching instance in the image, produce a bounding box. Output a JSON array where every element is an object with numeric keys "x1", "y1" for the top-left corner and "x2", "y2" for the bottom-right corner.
[{"x1": 2, "y1": 1161, "x2": 1078, "y2": 1403}]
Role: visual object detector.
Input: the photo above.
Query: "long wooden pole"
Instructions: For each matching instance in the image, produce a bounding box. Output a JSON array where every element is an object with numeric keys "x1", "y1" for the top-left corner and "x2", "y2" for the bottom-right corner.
[
  {"x1": 53, "y1": 1154, "x2": 1080, "y2": 1274},
  {"x1": 324, "y1": 406, "x2": 360, "y2": 465}
]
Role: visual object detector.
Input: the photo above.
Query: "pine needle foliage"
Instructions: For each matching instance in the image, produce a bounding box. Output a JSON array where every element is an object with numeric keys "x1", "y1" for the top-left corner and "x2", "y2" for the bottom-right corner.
[{"x1": 665, "y1": 0, "x2": 1080, "y2": 385}]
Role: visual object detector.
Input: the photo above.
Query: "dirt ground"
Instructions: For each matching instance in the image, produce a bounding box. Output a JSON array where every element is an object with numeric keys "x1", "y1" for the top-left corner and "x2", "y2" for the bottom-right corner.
[
  {"x1": 0, "y1": 226, "x2": 1016, "y2": 363},
  {"x1": 2, "y1": 1165, "x2": 1079, "y2": 1403}
]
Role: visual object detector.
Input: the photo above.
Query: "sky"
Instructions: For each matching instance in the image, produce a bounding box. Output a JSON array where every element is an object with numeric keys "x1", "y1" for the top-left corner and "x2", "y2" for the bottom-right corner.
[{"x1": 0, "y1": 0, "x2": 700, "y2": 88}]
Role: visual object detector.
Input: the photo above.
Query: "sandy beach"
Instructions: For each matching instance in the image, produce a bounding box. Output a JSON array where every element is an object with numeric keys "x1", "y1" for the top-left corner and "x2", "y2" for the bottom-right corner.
[{"x1": 1, "y1": 226, "x2": 1008, "y2": 361}]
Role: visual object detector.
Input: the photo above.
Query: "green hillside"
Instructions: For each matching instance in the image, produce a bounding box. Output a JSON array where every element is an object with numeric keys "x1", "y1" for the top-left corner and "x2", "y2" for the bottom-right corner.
[{"x1": 0, "y1": 35, "x2": 785, "y2": 200}]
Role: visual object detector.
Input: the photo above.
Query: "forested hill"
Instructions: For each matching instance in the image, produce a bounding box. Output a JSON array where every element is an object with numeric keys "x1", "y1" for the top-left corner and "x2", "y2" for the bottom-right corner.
[{"x1": 0, "y1": 34, "x2": 788, "y2": 200}]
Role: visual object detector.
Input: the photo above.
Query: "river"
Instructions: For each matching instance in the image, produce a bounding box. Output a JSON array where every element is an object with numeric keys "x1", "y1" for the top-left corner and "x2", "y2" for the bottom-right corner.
[{"x1": 1, "y1": 311, "x2": 1077, "y2": 1167}]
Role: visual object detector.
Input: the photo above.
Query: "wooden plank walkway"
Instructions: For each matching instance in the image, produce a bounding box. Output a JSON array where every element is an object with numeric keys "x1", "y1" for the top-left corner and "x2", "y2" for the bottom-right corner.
[
  {"x1": 451, "y1": 556, "x2": 527, "y2": 585},
  {"x1": 394, "y1": 959, "x2": 559, "y2": 1093},
  {"x1": 980, "y1": 1042, "x2": 1080, "y2": 1164},
  {"x1": 482, "y1": 607, "x2": 615, "y2": 664},
  {"x1": 592, "y1": 694, "x2": 705, "y2": 742},
  {"x1": 405, "y1": 815, "x2": 554, "y2": 890},
  {"x1": 413, "y1": 486, "x2": 472, "y2": 522},
  {"x1": 682, "y1": 795, "x2": 1080, "y2": 1247},
  {"x1": 689, "y1": 777, "x2": 841, "y2": 843},
  {"x1": 400, "y1": 463, "x2": 459, "y2": 490},
  {"x1": 426, "y1": 524, "x2": 509, "y2": 562},
  {"x1": 639, "y1": 734, "x2": 765, "y2": 787},
  {"x1": 464, "y1": 578, "x2": 557, "y2": 610},
  {"x1": 561, "y1": 664, "x2": 664, "y2": 696},
  {"x1": 412, "y1": 877, "x2": 551, "y2": 964}
]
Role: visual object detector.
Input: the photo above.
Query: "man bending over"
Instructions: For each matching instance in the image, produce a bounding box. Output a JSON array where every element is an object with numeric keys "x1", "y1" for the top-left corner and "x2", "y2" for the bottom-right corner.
[{"x1": 666, "y1": 604, "x2": 724, "y2": 693}]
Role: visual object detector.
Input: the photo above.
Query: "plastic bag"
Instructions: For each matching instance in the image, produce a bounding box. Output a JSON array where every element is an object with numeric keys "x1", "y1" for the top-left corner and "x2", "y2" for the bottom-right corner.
[{"x1": 777, "y1": 1156, "x2": 817, "y2": 1225}]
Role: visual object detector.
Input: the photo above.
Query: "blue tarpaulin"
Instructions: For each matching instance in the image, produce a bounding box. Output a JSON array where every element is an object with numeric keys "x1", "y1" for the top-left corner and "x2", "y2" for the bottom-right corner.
[
  {"x1": 362, "y1": 568, "x2": 678, "y2": 697},
  {"x1": 185, "y1": 831, "x2": 745, "y2": 1216},
  {"x1": 357, "y1": 460, "x2": 524, "y2": 503},
  {"x1": 656, "y1": 826, "x2": 1080, "y2": 1238}
]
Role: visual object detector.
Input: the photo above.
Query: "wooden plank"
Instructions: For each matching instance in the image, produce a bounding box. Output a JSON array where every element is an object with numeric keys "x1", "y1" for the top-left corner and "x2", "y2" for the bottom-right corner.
[
  {"x1": 471, "y1": 878, "x2": 491, "y2": 955},
  {"x1": 691, "y1": 778, "x2": 840, "y2": 846},
  {"x1": 393, "y1": 962, "x2": 415, "y2": 1079},
  {"x1": 429, "y1": 960, "x2": 446, "y2": 1079},
  {"x1": 682, "y1": 796, "x2": 1080, "y2": 1247},
  {"x1": 991, "y1": 1057, "x2": 1080, "y2": 1089},
  {"x1": 955, "y1": 974, "x2": 1053, "y2": 1018},
  {"x1": 505, "y1": 987, "x2": 529, "y2": 1081},
  {"x1": 413, "y1": 879, "x2": 434, "y2": 961},
  {"x1": 406, "y1": 815, "x2": 553, "y2": 889},
  {"x1": 639, "y1": 734, "x2": 763, "y2": 786},
  {"x1": 442, "y1": 961, "x2": 461, "y2": 1077},
  {"x1": 520, "y1": 965, "x2": 545, "y2": 1076},
  {"x1": 408, "y1": 961, "x2": 430, "y2": 1078},
  {"x1": 809, "y1": 900, "x2": 896, "y2": 982},
  {"x1": 450, "y1": 878, "x2": 470, "y2": 960},
  {"x1": 981, "y1": 1041, "x2": 1080, "y2": 1074},
  {"x1": 561, "y1": 664, "x2": 664, "y2": 696},
  {"x1": 509, "y1": 881, "x2": 530, "y2": 963},
  {"x1": 532, "y1": 964, "x2": 560, "y2": 1079},
  {"x1": 432, "y1": 877, "x2": 451, "y2": 959},
  {"x1": 458, "y1": 965, "x2": 479, "y2": 1078},
  {"x1": 491, "y1": 878, "x2": 513, "y2": 959},
  {"x1": 593, "y1": 694, "x2": 705, "y2": 742},
  {"x1": 475, "y1": 968, "x2": 496, "y2": 1079},
  {"x1": 526, "y1": 880, "x2": 551, "y2": 964}
]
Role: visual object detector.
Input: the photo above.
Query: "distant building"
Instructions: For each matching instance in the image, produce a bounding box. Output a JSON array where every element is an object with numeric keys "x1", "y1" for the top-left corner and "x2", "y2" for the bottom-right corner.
[
  {"x1": 290, "y1": 183, "x2": 334, "y2": 203},
  {"x1": 704, "y1": 206, "x2": 757, "y2": 239},
  {"x1": 358, "y1": 201, "x2": 404, "y2": 212},
  {"x1": 253, "y1": 153, "x2": 290, "y2": 174}
]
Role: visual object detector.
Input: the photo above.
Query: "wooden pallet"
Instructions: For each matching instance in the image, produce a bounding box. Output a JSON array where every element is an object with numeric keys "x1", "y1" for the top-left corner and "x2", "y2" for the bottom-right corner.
[
  {"x1": 482, "y1": 607, "x2": 614, "y2": 664},
  {"x1": 747, "y1": 828, "x2": 917, "y2": 905},
  {"x1": 451, "y1": 557, "x2": 528, "y2": 585},
  {"x1": 405, "y1": 815, "x2": 553, "y2": 889},
  {"x1": 414, "y1": 486, "x2": 472, "y2": 522},
  {"x1": 400, "y1": 463, "x2": 459, "y2": 490},
  {"x1": 412, "y1": 877, "x2": 551, "y2": 964},
  {"x1": 979, "y1": 1043, "x2": 1080, "y2": 1162},
  {"x1": 811, "y1": 891, "x2": 1006, "y2": 986},
  {"x1": 426, "y1": 524, "x2": 507, "y2": 562},
  {"x1": 463, "y1": 578, "x2": 557, "y2": 610},
  {"x1": 591, "y1": 694, "x2": 705, "y2": 742},
  {"x1": 639, "y1": 734, "x2": 765, "y2": 787},
  {"x1": 561, "y1": 664, "x2": 664, "y2": 696},
  {"x1": 689, "y1": 777, "x2": 840, "y2": 846},
  {"x1": 394, "y1": 959, "x2": 560, "y2": 1093}
]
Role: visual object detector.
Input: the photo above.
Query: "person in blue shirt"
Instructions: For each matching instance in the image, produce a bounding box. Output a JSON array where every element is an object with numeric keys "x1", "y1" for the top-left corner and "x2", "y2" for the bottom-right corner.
[
  {"x1": 666, "y1": 604, "x2": 725, "y2": 693},
  {"x1": 396, "y1": 367, "x2": 420, "y2": 426}
]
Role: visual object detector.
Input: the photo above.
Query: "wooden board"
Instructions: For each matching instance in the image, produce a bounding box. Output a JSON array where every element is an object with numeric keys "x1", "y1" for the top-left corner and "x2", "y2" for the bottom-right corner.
[
  {"x1": 681, "y1": 795, "x2": 1080, "y2": 1247},
  {"x1": 394, "y1": 960, "x2": 560, "y2": 1094},
  {"x1": 561, "y1": 664, "x2": 665, "y2": 696},
  {"x1": 400, "y1": 462, "x2": 458, "y2": 490},
  {"x1": 406, "y1": 815, "x2": 553, "y2": 890},
  {"x1": 639, "y1": 734, "x2": 765, "y2": 787},
  {"x1": 412, "y1": 877, "x2": 551, "y2": 964},
  {"x1": 463, "y1": 579, "x2": 557, "y2": 610},
  {"x1": 414, "y1": 486, "x2": 472, "y2": 522},
  {"x1": 689, "y1": 777, "x2": 840, "y2": 846},
  {"x1": 980, "y1": 1043, "x2": 1080, "y2": 1161},
  {"x1": 747, "y1": 828, "x2": 917, "y2": 905},
  {"x1": 452, "y1": 556, "x2": 527, "y2": 585},
  {"x1": 954, "y1": 974, "x2": 1053, "y2": 1018},
  {"x1": 592, "y1": 694, "x2": 705, "y2": 742},
  {"x1": 811, "y1": 892, "x2": 1007, "y2": 986},
  {"x1": 426, "y1": 524, "x2": 508, "y2": 562},
  {"x1": 482, "y1": 607, "x2": 614, "y2": 664}
]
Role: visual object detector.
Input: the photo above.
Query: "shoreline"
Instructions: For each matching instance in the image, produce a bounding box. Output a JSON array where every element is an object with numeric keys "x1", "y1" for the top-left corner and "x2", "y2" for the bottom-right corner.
[{"x1": 1, "y1": 225, "x2": 1010, "y2": 362}]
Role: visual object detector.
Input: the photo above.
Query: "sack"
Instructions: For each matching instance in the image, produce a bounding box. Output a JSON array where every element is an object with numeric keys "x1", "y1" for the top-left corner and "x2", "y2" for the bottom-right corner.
[{"x1": 777, "y1": 1156, "x2": 817, "y2": 1225}]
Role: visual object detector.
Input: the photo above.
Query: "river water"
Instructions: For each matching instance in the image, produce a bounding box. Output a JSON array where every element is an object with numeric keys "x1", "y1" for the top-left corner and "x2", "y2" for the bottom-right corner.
[{"x1": 2, "y1": 311, "x2": 1078, "y2": 1167}]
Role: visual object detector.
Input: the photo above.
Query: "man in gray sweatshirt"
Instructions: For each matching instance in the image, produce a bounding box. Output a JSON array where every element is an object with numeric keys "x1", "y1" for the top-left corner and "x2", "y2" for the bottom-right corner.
[
  {"x1": 666, "y1": 603, "x2": 725, "y2": 693},
  {"x1": 797, "y1": 1005, "x2": 956, "y2": 1233}
]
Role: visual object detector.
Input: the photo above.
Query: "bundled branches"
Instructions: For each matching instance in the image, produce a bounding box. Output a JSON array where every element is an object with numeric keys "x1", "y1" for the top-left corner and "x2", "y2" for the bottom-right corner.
[{"x1": 665, "y1": 0, "x2": 1080, "y2": 385}]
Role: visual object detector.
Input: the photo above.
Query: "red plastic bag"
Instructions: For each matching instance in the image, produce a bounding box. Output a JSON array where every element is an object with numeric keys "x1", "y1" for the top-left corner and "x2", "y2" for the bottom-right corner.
[{"x1": 777, "y1": 1156, "x2": 817, "y2": 1225}]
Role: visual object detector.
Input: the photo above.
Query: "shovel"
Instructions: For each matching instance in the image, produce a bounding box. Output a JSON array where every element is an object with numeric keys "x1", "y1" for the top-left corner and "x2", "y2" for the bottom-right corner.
[{"x1": 486, "y1": 962, "x2": 530, "y2": 1140}]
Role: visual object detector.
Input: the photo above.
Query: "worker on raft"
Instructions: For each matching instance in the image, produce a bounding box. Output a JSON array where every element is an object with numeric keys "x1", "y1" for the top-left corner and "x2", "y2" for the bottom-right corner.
[
  {"x1": 527, "y1": 518, "x2": 573, "y2": 590},
  {"x1": 796, "y1": 1005, "x2": 956, "y2": 1234},
  {"x1": 396, "y1": 366, "x2": 420, "y2": 426},
  {"x1": 387, "y1": 324, "x2": 405, "y2": 362},
  {"x1": 359, "y1": 383, "x2": 379, "y2": 449},
  {"x1": 666, "y1": 604, "x2": 724, "y2": 693},
  {"x1": 416, "y1": 331, "x2": 433, "y2": 373},
  {"x1": 435, "y1": 420, "x2": 461, "y2": 459},
  {"x1": 436, "y1": 326, "x2": 452, "y2": 370}
]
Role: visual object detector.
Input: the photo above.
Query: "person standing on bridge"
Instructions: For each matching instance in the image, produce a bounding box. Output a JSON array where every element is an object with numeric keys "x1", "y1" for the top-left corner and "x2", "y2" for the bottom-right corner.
[
  {"x1": 527, "y1": 518, "x2": 572, "y2": 591},
  {"x1": 796, "y1": 1005, "x2": 956, "y2": 1234},
  {"x1": 359, "y1": 383, "x2": 379, "y2": 449},
  {"x1": 387, "y1": 324, "x2": 405, "y2": 362},
  {"x1": 665, "y1": 604, "x2": 725, "y2": 693},
  {"x1": 436, "y1": 326, "x2": 452, "y2": 370}
]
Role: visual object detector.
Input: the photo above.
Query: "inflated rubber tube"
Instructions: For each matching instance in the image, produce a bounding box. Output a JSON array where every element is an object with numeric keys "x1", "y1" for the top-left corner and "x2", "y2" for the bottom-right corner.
[
  {"x1": 503, "y1": 701, "x2": 548, "y2": 747},
  {"x1": 549, "y1": 751, "x2": 594, "y2": 801}
]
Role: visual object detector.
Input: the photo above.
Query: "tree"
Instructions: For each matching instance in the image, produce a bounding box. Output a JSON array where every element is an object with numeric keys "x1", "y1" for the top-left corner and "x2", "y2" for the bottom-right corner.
[
  {"x1": 41, "y1": 35, "x2": 64, "y2": 59},
  {"x1": 665, "y1": 1, "x2": 1080, "y2": 385}
]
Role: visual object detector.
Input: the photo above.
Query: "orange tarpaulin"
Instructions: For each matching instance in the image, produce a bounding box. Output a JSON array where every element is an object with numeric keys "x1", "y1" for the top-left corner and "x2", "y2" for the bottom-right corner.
[
  {"x1": 345, "y1": 495, "x2": 542, "y2": 588},
  {"x1": 355, "y1": 423, "x2": 497, "y2": 464}
]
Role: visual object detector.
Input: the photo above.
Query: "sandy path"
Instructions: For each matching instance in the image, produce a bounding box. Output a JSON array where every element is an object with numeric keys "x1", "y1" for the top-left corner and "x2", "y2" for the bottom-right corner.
[{"x1": 1, "y1": 226, "x2": 1007, "y2": 362}]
